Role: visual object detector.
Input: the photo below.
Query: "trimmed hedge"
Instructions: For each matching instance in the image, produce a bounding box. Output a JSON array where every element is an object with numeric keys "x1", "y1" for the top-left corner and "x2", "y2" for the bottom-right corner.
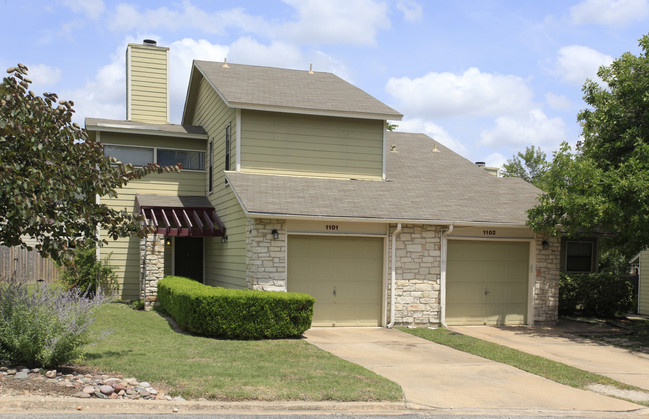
[
  {"x1": 559, "y1": 272, "x2": 634, "y2": 318},
  {"x1": 157, "y1": 276, "x2": 314, "y2": 339}
]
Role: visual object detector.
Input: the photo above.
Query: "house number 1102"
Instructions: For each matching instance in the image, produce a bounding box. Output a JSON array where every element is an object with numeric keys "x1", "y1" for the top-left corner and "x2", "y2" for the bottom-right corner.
[{"x1": 483, "y1": 230, "x2": 496, "y2": 236}]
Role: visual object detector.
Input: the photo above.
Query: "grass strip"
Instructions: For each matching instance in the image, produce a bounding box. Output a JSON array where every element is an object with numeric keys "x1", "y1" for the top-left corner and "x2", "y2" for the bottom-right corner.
[
  {"x1": 399, "y1": 326, "x2": 649, "y2": 406},
  {"x1": 79, "y1": 303, "x2": 402, "y2": 401}
]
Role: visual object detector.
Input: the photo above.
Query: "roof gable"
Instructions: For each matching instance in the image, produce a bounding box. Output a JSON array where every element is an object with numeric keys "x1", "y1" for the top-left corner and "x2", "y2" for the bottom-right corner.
[{"x1": 182, "y1": 61, "x2": 403, "y2": 124}]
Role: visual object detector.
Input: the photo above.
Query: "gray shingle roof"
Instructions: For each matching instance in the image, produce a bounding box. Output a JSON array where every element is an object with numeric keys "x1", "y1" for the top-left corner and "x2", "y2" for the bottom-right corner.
[
  {"x1": 85, "y1": 118, "x2": 207, "y2": 137},
  {"x1": 225, "y1": 132, "x2": 541, "y2": 226},
  {"x1": 194, "y1": 61, "x2": 403, "y2": 120}
]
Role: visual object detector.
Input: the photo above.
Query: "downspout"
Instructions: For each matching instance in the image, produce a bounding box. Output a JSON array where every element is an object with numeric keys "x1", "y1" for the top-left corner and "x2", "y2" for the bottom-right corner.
[
  {"x1": 387, "y1": 223, "x2": 402, "y2": 328},
  {"x1": 440, "y1": 224, "x2": 454, "y2": 327}
]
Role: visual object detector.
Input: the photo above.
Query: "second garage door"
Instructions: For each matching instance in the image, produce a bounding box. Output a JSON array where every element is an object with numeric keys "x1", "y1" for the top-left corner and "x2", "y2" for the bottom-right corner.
[
  {"x1": 446, "y1": 240, "x2": 529, "y2": 325},
  {"x1": 287, "y1": 235, "x2": 384, "y2": 326}
]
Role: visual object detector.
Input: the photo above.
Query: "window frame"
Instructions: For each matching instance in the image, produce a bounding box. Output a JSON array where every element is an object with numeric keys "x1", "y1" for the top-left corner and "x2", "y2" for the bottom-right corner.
[
  {"x1": 224, "y1": 124, "x2": 231, "y2": 172},
  {"x1": 208, "y1": 140, "x2": 214, "y2": 193},
  {"x1": 103, "y1": 144, "x2": 206, "y2": 172},
  {"x1": 564, "y1": 240, "x2": 597, "y2": 273}
]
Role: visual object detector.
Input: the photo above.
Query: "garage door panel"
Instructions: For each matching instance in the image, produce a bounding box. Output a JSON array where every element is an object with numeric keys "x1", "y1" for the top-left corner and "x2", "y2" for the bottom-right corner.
[
  {"x1": 288, "y1": 235, "x2": 383, "y2": 327},
  {"x1": 447, "y1": 240, "x2": 529, "y2": 326}
]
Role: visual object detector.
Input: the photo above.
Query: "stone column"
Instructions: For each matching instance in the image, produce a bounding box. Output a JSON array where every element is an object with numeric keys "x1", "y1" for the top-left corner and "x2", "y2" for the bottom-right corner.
[
  {"x1": 246, "y1": 218, "x2": 287, "y2": 291},
  {"x1": 534, "y1": 234, "x2": 561, "y2": 322},
  {"x1": 387, "y1": 224, "x2": 442, "y2": 326},
  {"x1": 140, "y1": 233, "x2": 165, "y2": 310}
]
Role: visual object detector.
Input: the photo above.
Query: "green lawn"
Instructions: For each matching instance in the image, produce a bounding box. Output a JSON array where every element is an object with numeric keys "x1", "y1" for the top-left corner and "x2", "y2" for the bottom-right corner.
[
  {"x1": 400, "y1": 326, "x2": 649, "y2": 406},
  {"x1": 78, "y1": 303, "x2": 402, "y2": 401}
]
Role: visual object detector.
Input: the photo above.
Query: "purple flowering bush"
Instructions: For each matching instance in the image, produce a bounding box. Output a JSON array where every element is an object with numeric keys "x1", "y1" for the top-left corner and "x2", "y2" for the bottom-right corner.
[{"x1": 0, "y1": 276, "x2": 113, "y2": 368}]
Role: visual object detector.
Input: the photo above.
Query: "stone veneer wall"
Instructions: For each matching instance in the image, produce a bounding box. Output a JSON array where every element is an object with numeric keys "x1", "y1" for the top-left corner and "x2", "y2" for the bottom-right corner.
[
  {"x1": 246, "y1": 218, "x2": 287, "y2": 291},
  {"x1": 387, "y1": 224, "x2": 443, "y2": 325},
  {"x1": 140, "y1": 233, "x2": 165, "y2": 310},
  {"x1": 534, "y1": 234, "x2": 561, "y2": 322}
]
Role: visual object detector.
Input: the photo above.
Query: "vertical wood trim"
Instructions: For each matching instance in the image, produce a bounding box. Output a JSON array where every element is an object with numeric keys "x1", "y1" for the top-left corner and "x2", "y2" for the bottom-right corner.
[
  {"x1": 382, "y1": 121, "x2": 386, "y2": 180},
  {"x1": 236, "y1": 108, "x2": 241, "y2": 171},
  {"x1": 166, "y1": 48, "x2": 170, "y2": 123},
  {"x1": 126, "y1": 46, "x2": 132, "y2": 120}
]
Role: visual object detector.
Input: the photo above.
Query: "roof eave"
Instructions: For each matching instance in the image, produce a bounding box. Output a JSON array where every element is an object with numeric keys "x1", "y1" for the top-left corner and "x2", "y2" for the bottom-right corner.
[
  {"x1": 85, "y1": 121, "x2": 207, "y2": 140},
  {"x1": 231, "y1": 102, "x2": 403, "y2": 121}
]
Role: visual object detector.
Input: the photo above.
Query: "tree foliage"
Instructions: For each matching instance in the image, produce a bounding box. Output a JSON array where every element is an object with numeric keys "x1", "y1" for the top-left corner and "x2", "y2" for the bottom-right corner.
[
  {"x1": 0, "y1": 64, "x2": 179, "y2": 263},
  {"x1": 527, "y1": 34, "x2": 649, "y2": 258},
  {"x1": 501, "y1": 145, "x2": 549, "y2": 189}
]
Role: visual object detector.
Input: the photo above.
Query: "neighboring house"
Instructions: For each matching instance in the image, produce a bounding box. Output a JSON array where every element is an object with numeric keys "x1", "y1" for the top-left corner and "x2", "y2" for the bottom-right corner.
[
  {"x1": 632, "y1": 251, "x2": 649, "y2": 315},
  {"x1": 87, "y1": 40, "x2": 561, "y2": 327}
]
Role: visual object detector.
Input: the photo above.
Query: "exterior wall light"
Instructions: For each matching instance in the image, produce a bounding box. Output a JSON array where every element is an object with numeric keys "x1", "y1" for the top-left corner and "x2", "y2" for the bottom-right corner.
[
  {"x1": 272, "y1": 229, "x2": 279, "y2": 240},
  {"x1": 542, "y1": 240, "x2": 550, "y2": 250},
  {"x1": 221, "y1": 235, "x2": 228, "y2": 243},
  {"x1": 165, "y1": 238, "x2": 171, "y2": 246}
]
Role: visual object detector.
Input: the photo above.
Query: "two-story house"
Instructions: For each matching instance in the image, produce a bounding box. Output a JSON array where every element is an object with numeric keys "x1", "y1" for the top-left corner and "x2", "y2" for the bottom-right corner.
[{"x1": 87, "y1": 40, "x2": 561, "y2": 327}]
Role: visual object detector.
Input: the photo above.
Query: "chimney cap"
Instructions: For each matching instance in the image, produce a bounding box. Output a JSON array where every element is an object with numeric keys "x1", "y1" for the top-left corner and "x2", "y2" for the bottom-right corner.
[
  {"x1": 475, "y1": 161, "x2": 486, "y2": 167},
  {"x1": 143, "y1": 39, "x2": 157, "y2": 46}
]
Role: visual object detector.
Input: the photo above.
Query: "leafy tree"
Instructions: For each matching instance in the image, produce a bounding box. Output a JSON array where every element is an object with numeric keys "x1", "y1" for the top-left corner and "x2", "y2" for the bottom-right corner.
[
  {"x1": 0, "y1": 64, "x2": 179, "y2": 263},
  {"x1": 501, "y1": 145, "x2": 549, "y2": 189},
  {"x1": 527, "y1": 34, "x2": 649, "y2": 258},
  {"x1": 386, "y1": 121, "x2": 398, "y2": 131}
]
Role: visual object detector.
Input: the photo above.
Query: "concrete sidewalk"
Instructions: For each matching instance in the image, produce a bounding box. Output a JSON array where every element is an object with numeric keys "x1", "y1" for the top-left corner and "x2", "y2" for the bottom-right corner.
[
  {"x1": 304, "y1": 327, "x2": 644, "y2": 413},
  {"x1": 450, "y1": 323, "x2": 649, "y2": 391}
]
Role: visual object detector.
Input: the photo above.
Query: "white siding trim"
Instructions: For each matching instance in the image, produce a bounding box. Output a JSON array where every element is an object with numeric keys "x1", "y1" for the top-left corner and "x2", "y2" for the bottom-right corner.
[
  {"x1": 236, "y1": 108, "x2": 241, "y2": 171},
  {"x1": 528, "y1": 239, "x2": 536, "y2": 326}
]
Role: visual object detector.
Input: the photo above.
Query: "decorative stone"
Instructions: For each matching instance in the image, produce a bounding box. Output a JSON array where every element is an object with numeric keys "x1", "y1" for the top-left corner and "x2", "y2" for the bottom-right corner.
[
  {"x1": 13, "y1": 372, "x2": 29, "y2": 379},
  {"x1": 100, "y1": 385, "x2": 114, "y2": 395},
  {"x1": 45, "y1": 370, "x2": 56, "y2": 378},
  {"x1": 139, "y1": 381, "x2": 151, "y2": 388},
  {"x1": 114, "y1": 383, "x2": 126, "y2": 392},
  {"x1": 82, "y1": 386, "x2": 95, "y2": 394},
  {"x1": 74, "y1": 392, "x2": 91, "y2": 398}
]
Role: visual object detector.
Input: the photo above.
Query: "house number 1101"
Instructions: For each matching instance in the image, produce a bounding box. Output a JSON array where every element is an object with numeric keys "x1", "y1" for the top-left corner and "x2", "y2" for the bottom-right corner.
[{"x1": 325, "y1": 225, "x2": 339, "y2": 231}]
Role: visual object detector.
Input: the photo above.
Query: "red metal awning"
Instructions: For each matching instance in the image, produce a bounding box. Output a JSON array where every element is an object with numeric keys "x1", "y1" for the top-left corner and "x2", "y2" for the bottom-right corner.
[{"x1": 139, "y1": 206, "x2": 226, "y2": 237}]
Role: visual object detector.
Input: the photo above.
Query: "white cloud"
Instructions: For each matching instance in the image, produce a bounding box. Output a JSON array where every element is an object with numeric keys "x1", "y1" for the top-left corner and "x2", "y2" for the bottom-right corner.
[
  {"x1": 396, "y1": 0, "x2": 423, "y2": 22},
  {"x1": 545, "y1": 92, "x2": 573, "y2": 111},
  {"x1": 386, "y1": 67, "x2": 534, "y2": 119},
  {"x1": 479, "y1": 109, "x2": 566, "y2": 150},
  {"x1": 26, "y1": 64, "x2": 62, "y2": 91},
  {"x1": 395, "y1": 118, "x2": 469, "y2": 157},
  {"x1": 168, "y1": 39, "x2": 230, "y2": 122},
  {"x1": 570, "y1": 0, "x2": 649, "y2": 26},
  {"x1": 60, "y1": 0, "x2": 105, "y2": 19},
  {"x1": 108, "y1": 3, "x2": 266, "y2": 35},
  {"x1": 106, "y1": 1, "x2": 390, "y2": 46},
  {"x1": 555, "y1": 45, "x2": 613, "y2": 85},
  {"x1": 485, "y1": 152, "x2": 507, "y2": 170},
  {"x1": 62, "y1": 48, "x2": 126, "y2": 125},
  {"x1": 280, "y1": 0, "x2": 391, "y2": 45}
]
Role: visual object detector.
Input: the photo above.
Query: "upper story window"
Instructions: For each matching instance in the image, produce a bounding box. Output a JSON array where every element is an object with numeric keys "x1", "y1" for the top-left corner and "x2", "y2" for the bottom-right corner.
[
  {"x1": 225, "y1": 124, "x2": 231, "y2": 171},
  {"x1": 565, "y1": 240, "x2": 596, "y2": 273},
  {"x1": 104, "y1": 145, "x2": 205, "y2": 171},
  {"x1": 103, "y1": 145, "x2": 153, "y2": 167}
]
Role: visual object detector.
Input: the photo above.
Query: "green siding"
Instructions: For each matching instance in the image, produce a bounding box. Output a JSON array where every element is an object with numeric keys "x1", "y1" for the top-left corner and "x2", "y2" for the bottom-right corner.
[
  {"x1": 240, "y1": 110, "x2": 384, "y2": 179},
  {"x1": 100, "y1": 130, "x2": 206, "y2": 300},
  {"x1": 192, "y1": 77, "x2": 247, "y2": 289},
  {"x1": 639, "y1": 251, "x2": 649, "y2": 315},
  {"x1": 128, "y1": 44, "x2": 168, "y2": 124}
]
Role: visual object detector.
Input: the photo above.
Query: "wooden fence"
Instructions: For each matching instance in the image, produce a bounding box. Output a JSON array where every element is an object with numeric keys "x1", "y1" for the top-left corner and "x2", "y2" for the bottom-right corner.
[{"x1": 0, "y1": 245, "x2": 60, "y2": 284}]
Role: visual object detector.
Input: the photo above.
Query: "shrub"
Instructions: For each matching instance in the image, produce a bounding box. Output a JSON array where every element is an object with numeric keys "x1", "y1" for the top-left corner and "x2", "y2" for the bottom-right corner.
[
  {"x1": 559, "y1": 272, "x2": 634, "y2": 318},
  {"x1": 59, "y1": 244, "x2": 119, "y2": 295},
  {"x1": 158, "y1": 276, "x2": 314, "y2": 339},
  {"x1": 0, "y1": 276, "x2": 113, "y2": 368}
]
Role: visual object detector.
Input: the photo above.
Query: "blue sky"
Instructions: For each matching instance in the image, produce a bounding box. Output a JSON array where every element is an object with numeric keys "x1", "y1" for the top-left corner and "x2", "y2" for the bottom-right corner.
[{"x1": 2, "y1": 0, "x2": 649, "y2": 167}]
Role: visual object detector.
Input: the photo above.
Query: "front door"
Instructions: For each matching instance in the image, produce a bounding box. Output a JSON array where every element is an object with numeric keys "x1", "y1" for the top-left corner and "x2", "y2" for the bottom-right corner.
[{"x1": 174, "y1": 237, "x2": 204, "y2": 282}]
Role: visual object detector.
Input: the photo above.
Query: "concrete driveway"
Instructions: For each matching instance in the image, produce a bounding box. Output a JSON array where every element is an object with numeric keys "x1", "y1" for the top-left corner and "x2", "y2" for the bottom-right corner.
[
  {"x1": 450, "y1": 322, "x2": 649, "y2": 391},
  {"x1": 304, "y1": 327, "x2": 644, "y2": 413}
]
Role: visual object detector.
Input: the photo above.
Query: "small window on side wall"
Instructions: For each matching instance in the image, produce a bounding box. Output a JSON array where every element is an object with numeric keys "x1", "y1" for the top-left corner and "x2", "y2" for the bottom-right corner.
[
  {"x1": 225, "y1": 124, "x2": 231, "y2": 171},
  {"x1": 565, "y1": 240, "x2": 596, "y2": 273},
  {"x1": 208, "y1": 140, "x2": 213, "y2": 193}
]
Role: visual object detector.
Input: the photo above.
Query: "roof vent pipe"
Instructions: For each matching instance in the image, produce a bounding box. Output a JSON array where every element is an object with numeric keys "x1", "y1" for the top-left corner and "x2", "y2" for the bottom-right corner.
[
  {"x1": 143, "y1": 39, "x2": 157, "y2": 46},
  {"x1": 475, "y1": 161, "x2": 485, "y2": 167}
]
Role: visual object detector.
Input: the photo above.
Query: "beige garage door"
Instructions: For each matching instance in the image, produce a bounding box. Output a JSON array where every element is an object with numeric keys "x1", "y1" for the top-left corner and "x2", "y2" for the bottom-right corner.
[
  {"x1": 287, "y1": 235, "x2": 384, "y2": 326},
  {"x1": 446, "y1": 240, "x2": 529, "y2": 325}
]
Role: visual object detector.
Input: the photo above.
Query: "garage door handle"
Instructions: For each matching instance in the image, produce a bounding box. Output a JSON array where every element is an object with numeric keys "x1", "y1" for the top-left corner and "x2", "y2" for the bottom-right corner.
[
  {"x1": 484, "y1": 289, "x2": 490, "y2": 295},
  {"x1": 333, "y1": 287, "x2": 336, "y2": 296}
]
